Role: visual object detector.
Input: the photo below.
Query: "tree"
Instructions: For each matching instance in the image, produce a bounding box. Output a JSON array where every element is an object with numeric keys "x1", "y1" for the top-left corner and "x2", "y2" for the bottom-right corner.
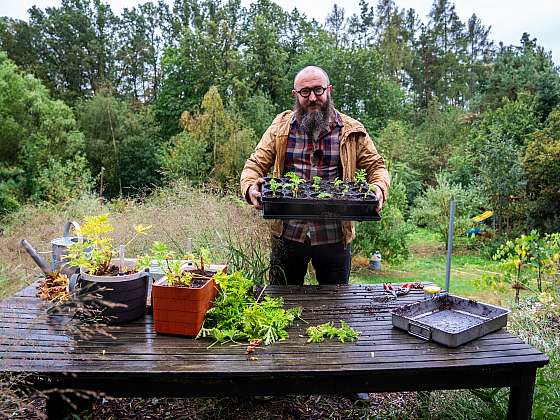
[
  {"x1": 0, "y1": 53, "x2": 91, "y2": 213},
  {"x1": 411, "y1": 173, "x2": 485, "y2": 245},
  {"x1": 469, "y1": 95, "x2": 540, "y2": 232},
  {"x1": 116, "y1": 1, "x2": 170, "y2": 103},
  {"x1": 522, "y1": 108, "x2": 560, "y2": 231},
  {"x1": 75, "y1": 91, "x2": 163, "y2": 197},
  {"x1": 477, "y1": 33, "x2": 560, "y2": 120},
  {"x1": 325, "y1": 4, "x2": 346, "y2": 48},
  {"x1": 28, "y1": 0, "x2": 119, "y2": 102},
  {"x1": 162, "y1": 86, "x2": 256, "y2": 189}
]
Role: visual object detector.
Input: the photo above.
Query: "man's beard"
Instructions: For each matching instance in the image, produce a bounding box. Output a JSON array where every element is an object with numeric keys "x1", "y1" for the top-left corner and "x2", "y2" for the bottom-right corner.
[{"x1": 294, "y1": 95, "x2": 335, "y2": 140}]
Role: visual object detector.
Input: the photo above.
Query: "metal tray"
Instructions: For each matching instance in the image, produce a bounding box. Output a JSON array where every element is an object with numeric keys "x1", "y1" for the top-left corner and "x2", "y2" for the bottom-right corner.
[{"x1": 391, "y1": 294, "x2": 510, "y2": 347}]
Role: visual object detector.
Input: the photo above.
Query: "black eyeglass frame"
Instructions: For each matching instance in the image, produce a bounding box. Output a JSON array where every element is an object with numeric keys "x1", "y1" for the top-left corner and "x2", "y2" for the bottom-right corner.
[{"x1": 294, "y1": 85, "x2": 329, "y2": 98}]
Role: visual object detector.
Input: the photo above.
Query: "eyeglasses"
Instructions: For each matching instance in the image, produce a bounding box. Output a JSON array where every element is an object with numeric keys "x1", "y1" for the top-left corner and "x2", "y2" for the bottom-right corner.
[{"x1": 294, "y1": 86, "x2": 328, "y2": 98}]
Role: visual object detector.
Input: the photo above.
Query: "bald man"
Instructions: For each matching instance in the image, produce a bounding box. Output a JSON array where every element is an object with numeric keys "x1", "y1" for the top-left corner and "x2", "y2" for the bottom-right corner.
[{"x1": 240, "y1": 65, "x2": 390, "y2": 285}]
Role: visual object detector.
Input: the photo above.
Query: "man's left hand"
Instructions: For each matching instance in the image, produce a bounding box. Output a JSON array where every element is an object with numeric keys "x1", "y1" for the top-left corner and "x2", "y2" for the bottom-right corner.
[{"x1": 374, "y1": 185, "x2": 384, "y2": 211}]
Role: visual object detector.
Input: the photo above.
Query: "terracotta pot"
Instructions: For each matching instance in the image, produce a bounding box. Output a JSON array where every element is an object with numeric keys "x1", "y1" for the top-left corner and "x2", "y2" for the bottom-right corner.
[
  {"x1": 151, "y1": 277, "x2": 218, "y2": 336},
  {"x1": 75, "y1": 260, "x2": 149, "y2": 324}
]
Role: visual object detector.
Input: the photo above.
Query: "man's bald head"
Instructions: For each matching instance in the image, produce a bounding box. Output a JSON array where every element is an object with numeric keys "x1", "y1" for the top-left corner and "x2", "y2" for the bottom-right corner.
[{"x1": 293, "y1": 66, "x2": 330, "y2": 88}]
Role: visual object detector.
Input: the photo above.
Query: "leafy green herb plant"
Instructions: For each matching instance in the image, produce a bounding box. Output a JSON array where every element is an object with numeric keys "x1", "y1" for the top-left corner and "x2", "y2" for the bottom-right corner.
[
  {"x1": 306, "y1": 320, "x2": 360, "y2": 343},
  {"x1": 198, "y1": 271, "x2": 302, "y2": 346},
  {"x1": 317, "y1": 192, "x2": 333, "y2": 199}
]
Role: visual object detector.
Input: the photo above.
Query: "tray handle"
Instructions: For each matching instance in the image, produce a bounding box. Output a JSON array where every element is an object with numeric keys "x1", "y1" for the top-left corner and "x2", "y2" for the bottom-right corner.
[{"x1": 408, "y1": 321, "x2": 432, "y2": 341}]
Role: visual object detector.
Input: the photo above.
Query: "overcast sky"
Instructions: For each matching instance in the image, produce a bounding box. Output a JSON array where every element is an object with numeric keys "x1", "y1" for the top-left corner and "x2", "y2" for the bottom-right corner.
[{"x1": 2, "y1": 0, "x2": 559, "y2": 64}]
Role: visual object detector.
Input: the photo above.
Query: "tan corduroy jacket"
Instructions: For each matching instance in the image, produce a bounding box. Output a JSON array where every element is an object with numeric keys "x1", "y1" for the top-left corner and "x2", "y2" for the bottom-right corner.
[{"x1": 240, "y1": 110, "x2": 390, "y2": 245}]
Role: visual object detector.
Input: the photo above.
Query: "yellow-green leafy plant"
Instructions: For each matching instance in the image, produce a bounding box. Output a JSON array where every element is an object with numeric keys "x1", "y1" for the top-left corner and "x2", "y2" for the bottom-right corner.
[{"x1": 66, "y1": 213, "x2": 151, "y2": 276}]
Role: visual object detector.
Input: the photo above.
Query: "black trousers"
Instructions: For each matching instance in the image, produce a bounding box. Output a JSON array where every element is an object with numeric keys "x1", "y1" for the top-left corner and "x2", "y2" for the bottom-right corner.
[{"x1": 269, "y1": 236, "x2": 352, "y2": 285}]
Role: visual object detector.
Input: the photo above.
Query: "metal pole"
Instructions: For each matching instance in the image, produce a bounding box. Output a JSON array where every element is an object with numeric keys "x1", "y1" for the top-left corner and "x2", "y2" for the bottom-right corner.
[{"x1": 445, "y1": 200, "x2": 456, "y2": 292}]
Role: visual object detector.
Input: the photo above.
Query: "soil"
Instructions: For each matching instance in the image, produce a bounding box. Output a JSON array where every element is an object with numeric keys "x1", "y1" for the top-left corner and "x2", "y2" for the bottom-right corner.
[
  {"x1": 262, "y1": 177, "x2": 377, "y2": 202},
  {"x1": 17, "y1": 391, "x2": 422, "y2": 419}
]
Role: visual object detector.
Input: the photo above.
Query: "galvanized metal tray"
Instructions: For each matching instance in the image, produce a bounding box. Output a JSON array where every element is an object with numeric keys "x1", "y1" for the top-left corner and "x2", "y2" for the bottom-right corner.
[{"x1": 391, "y1": 294, "x2": 510, "y2": 347}]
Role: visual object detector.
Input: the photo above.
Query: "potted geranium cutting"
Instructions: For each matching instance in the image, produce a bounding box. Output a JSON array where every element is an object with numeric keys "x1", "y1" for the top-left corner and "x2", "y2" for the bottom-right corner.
[
  {"x1": 65, "y1": 213, "x2": 152, "y2": 324},
  {"x1": 138, "y1": 242, "x2": 220, "y2": 337}
]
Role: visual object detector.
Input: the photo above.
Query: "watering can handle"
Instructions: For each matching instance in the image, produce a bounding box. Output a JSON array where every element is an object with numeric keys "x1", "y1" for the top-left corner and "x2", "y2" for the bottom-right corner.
[{"x1": 63, "y1": 221, "x2": 81, "y2": 237}]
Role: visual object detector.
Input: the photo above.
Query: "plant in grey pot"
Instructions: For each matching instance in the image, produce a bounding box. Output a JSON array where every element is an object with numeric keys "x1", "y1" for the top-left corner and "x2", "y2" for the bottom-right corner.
[{"x1": 66, "y1": 214, "x2": 151, "y2": 324}]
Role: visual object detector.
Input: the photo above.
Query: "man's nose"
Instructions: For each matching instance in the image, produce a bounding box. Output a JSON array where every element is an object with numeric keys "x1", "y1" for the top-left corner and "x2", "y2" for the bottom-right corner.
[{"x1": 308, "y1": 91, "x2": 317, "y2": 101}]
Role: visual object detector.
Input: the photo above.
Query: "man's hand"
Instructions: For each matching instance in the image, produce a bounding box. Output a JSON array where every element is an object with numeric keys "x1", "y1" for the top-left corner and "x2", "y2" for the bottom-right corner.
[
  {"x1": 248, "y1": 178, "x2": 265, "y2": 210},
  {"x1": 374, "y1": 184, "x2": 384, "y2": 212}
]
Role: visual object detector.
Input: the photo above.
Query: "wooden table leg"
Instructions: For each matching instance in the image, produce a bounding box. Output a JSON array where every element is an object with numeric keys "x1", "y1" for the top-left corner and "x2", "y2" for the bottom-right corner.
[{"x1": 507, "y1": 367, "x2": 537, "y2": 420}]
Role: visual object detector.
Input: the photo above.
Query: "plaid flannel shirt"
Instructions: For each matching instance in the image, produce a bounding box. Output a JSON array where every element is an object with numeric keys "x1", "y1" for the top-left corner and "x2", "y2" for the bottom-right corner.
[{"x1": 282, "y1": 112, "x2": 344, "y2": 245}]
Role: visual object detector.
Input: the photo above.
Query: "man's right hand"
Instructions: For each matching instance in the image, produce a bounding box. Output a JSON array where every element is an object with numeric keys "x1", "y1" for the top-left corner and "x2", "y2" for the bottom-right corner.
[{"x1": 248, "y1": 178, "x2": 265, "y2": 209}]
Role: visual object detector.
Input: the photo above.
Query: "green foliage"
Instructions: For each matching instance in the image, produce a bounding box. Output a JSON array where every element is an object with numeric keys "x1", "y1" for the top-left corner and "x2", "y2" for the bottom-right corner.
[
  {"x1": 469, "y1": 95, "x2": 540, "y2": 232},
  {"x1": 0, "y1": 52, "x2": 91, "y2": 211},
  {"x1": 522, "y1": 108, "x2": 560, "y2": 231},
  {"x1": 35, "y1": 156, "x2": 92, "y2": 203},
  {"x1": 198, "y1": 271, "x2": 302, "y2": 346},
  {"x1": 411, "y1": 173, "x2": 485, "y2": 244},
  {"x1": 354, "y1": 174, "x2": 413, "y2": 263},
  {"x1": 162, "y1": 86, "x2": 256, "y2": 189},
  {"x1": 75, "y1": 92, "x2": 163, "y2": 197},
  {"x1": 306, "y1": 320, "x2": 360, "y2": 343},
  {"x1": 410, "y1": 105, "x2": 472, "y2": 186},
  {"x1": 508, "y1": 293, "x2": 560, "y2": 418},
  {"x1": 477, "y1": 32, "x2": 560, "y2": 119},
  {"x1": 0, "y1": 180, "x2": 21, "y2": 216}
]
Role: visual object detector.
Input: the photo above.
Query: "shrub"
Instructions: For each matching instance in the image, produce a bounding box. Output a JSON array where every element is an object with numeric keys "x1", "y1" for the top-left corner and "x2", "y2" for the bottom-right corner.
[
  {"x1": 354, "y1": 176, "x2": 412, "y2": 263},
  {"x1": 411, "y1": 173, "x2": 485, "y2": 245}
]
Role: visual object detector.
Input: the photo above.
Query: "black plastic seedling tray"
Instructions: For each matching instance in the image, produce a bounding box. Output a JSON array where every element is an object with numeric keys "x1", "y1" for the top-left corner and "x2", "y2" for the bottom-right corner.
[{"x1": 260, "y1": 177, "x2": 381, "y2": 221}]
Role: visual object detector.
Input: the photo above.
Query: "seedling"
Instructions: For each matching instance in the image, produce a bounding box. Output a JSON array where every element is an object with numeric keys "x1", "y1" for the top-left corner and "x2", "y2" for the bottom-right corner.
[
  {"x1": 333, "y1": 177, "x2": 344, "y2": 191},
  {"x1": 317, "y1": 192, "x2": 333, "y2": 199},
  {"x1": 288, "y1": 174, "x2": 305, "y2": 198},
  {"x1": 365, "y1": 183, "x2": 378, "y2": 199},
  {"x1": 269, "y1": 178, "x2": 281, "y2": 197},
  {"x1": 312, "y1": 176, "x2": 322, "y2": 191},
  {"x1": 356, "y1": 169, "x2": 367, "y2": 192}
]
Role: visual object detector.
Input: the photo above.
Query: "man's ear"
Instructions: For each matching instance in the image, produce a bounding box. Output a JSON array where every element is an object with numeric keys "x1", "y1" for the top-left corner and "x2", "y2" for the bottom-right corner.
[
  {"x1": 291, "y1": 89, "x2": 296, "y2": 97},
  {"x1": 328, "y1": 84, "x2": 333, "y2": 93}
]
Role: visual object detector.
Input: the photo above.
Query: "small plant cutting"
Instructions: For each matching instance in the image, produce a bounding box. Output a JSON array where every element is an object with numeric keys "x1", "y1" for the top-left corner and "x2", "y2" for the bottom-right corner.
[
  {"x1": 198, "y1": 271, "x2": 302, "y2": 347},
  {"x1": 141, "y1": 242, "x2": 221, "y2": 337},
  {"x1": 306, "y1": 321, "x2": 360, "y2": 343},
  {"x1": 317, "y1": 192, "x2": 333, "y2": 199},
  {"x1": 64, "y1": 213, "x2": 152, "y2": 324}
]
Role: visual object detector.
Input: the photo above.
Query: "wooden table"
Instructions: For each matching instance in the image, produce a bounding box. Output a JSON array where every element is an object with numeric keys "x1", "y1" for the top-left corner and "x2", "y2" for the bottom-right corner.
[{"x1": 0, "y1": 283, "x2": 548, "y2": 419}]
